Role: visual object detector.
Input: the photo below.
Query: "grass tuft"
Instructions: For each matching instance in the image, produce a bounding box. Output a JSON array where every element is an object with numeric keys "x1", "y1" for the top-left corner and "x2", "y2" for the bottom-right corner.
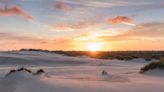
[{"x1": 140, "y1": 58, "x2": 164, "y2": 73}]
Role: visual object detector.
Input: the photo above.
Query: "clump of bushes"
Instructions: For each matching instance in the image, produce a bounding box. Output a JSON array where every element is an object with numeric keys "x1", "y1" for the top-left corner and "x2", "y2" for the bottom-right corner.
[
  {"x1": 140, "y1": 59, "x2": 164, "y2": 73},
  {"x1": 5, "y1": 67, "x2": 45, "y2": 77},
  {"x1": 17, "y1": 67, "x2": 32, "y2": 73},
  {"x1": 33, "y1": 69, "x2": 45, "y2": 75}
]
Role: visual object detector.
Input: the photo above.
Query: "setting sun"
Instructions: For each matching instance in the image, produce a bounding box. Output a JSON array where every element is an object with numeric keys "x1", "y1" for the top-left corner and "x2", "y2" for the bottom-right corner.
[{"x1": 86, "y1": 42, "x2": 103, "y2": 51}]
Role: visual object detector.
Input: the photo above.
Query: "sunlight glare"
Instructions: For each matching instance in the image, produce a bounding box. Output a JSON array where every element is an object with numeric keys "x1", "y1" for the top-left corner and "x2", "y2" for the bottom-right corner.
[{"x1": 86, "y1": 42, "x2": 103, "y2": 51}]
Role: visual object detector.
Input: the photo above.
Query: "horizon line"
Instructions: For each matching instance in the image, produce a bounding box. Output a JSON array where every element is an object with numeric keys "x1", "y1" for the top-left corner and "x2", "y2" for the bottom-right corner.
[{"x1": 1, "y1": 48, "x2": 164, "y2": 52}]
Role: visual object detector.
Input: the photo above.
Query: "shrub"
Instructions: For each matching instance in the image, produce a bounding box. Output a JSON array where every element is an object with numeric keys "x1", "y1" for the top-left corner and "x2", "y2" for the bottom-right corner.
[
  {"x1": 102, "y1": 70, "x2": 108, "y2": 75},
  {"x1": 33, "y1": 69, "x2": 45, "y2": 75},
  {"x1": 140, "y1": 59, "x2": 164, "y2": 73},
  {"x1": 5, "y1": 67, "x2": 32, "y2": 77},
  {"x1": 5, "y1": 69, "x2": 16, "y2": 77}
]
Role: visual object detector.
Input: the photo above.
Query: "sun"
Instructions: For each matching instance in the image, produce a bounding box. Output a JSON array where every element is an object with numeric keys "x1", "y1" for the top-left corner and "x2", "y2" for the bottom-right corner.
[{"x1": 86, "y1": 42, "x2": 103, "y2": 51}]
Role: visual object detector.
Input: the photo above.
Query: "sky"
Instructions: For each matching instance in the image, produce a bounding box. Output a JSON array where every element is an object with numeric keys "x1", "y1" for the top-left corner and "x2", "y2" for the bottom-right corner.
[{"x1": 0, "y1": 0, "x2": 164, "y2": 51}]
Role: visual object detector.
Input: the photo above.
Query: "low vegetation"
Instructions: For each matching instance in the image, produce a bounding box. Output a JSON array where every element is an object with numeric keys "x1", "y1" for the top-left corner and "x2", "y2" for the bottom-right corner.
[
  {"x1": 5, "y1": 67, "x2": 45, "y2": 77},
  {"x1": 140, "y1": 58, "x2": 164, "y2": 73}
]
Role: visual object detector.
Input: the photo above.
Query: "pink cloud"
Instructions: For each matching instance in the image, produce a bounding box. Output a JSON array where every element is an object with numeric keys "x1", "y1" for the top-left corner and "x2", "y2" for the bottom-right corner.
[
  {"x1": 107, "y1": 16, "x2": 135, "y2": 26},
  {"x1": 0, "y1": 6, "x2": 33, "y2": 20}
]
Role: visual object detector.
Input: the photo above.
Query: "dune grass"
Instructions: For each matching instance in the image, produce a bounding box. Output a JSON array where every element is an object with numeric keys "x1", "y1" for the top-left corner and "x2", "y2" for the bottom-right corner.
[{"x1": 140, "y1": 58, "x2": 164, "y2": 73}]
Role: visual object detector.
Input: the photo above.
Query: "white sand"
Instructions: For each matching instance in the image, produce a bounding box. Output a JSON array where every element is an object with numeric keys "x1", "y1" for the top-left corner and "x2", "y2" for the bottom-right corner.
[{"x1": 0, "y1": 51, "x2": 163, "y2": 92}]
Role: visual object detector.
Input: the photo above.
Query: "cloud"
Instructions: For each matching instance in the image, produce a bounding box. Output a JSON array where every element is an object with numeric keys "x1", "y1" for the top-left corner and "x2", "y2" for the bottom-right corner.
[
  {"x1": 54, "y1": 20, "x2": 99, "y2": 29},
  {"x1": 107, "y1": 16, "x2": 135, "y2": 26},
  {"x1": 54, "y1": 1, "x2": 72, "y2": 11},
  {"x1": 53, "y1": 16, "x2": 134, "y2": 30},
  {"x1": 53, "y1": 0, "x2": 118, "y2": 8},
  {"x1": 0, "y1": 6, "x2": 33, "y2": 20},
  {"x1": 130, "y1": 2, "x2": 164, "y2": 17},
  {"x1": 0, "y1": 30, "x2": 75, "y2": 51},
  {"x1": 0, "y1": 31, "x2": 42, "y2": 43},
  {"x1": 128, "y1": 22, "x2": 164, "y2": 37},
  {"x1": 54, "y1": 0, "x2": 153, "y2": 8},
  {"x1": 99, "y1": 22, "x2": 164, "y2": 42},
  {"x1": 75, "y1": 22, "x2": 164, "y2": 42}
]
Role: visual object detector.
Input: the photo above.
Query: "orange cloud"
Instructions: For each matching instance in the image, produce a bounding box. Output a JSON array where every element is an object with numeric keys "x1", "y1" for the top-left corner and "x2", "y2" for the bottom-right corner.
[
  {"x1": 74, "y1": 22, "x2": 164, "y2": 43},
  {"x1": 107, "y1": 16, "x2": 135, "y2": 26},
  {"x1": 99, "y1": 22, "x2": 164, "y2": 42},
  {"x1": 54, "y1": 1, "x2": 72, "y2": 11},
  {"x1": 0, "y1": 6, "x2": 33, "y2": 20}
]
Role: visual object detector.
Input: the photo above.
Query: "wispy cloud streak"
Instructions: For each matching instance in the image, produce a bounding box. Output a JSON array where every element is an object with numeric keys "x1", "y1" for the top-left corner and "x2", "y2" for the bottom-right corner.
[{"x1": 0, "y1": 6, "x2": 33, "y2": 20}]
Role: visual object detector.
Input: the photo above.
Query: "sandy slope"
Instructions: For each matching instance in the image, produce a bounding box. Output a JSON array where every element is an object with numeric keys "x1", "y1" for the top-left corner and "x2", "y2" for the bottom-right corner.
[
  {"x1": 0, "y1": 51, "x2": 103, "y2": 65},
  {"x1": 0, "y1": 51, "x2": 163, "y2": 92}
]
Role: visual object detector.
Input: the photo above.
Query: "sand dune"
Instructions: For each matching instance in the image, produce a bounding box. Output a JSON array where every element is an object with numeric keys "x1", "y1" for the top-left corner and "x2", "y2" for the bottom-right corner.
[{"x1": 0, "y1": 51, "x2": 163, "y2": 92}]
